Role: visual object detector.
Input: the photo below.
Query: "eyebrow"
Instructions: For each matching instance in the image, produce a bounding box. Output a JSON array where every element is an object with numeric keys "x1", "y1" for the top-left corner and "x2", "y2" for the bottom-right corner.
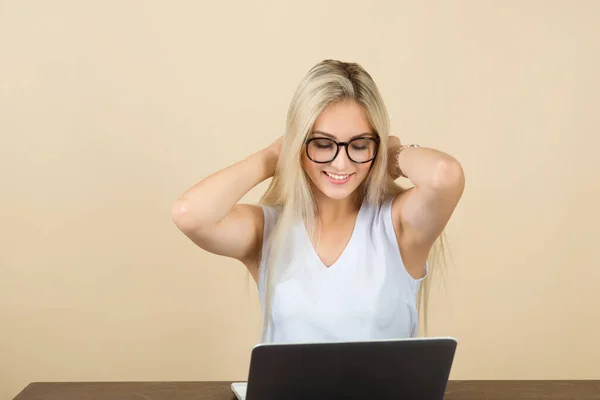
[{"x1": 311, "y1": 130, "x2": 376, "y2": 139}]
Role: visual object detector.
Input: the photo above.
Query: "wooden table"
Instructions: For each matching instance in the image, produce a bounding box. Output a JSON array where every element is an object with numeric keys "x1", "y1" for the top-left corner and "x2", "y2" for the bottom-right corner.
[{"x1": 12, "y1": 380, "x2": 600, "y2": 399}]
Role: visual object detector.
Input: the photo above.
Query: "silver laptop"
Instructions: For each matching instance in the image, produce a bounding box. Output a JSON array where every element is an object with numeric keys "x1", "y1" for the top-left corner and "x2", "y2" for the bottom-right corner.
[{"x1": 231, "y1": 336, "x2": 457, "y2": 400}]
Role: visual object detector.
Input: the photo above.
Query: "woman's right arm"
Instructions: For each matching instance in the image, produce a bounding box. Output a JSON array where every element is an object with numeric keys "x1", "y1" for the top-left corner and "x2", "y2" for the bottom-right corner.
[{"x1": 171, "y1": 139, "x2": 281, "y2": 269}]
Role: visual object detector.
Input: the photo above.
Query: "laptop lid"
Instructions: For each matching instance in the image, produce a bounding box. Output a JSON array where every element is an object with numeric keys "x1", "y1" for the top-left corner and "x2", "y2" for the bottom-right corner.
[{"x1": 243, "y1": 337, "x2": 457, "y2": 400}]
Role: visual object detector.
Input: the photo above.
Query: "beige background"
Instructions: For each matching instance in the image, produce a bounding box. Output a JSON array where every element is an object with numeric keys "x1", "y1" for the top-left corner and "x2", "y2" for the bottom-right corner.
[{"x1": 1, "y1": 0, "x2": 599, "y2": 398}]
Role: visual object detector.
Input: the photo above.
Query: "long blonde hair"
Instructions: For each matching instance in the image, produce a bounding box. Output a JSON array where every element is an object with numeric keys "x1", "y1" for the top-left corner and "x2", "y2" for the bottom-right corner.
[{"x1": 258, "y1": 59, "x2": 445, "y2": 341}]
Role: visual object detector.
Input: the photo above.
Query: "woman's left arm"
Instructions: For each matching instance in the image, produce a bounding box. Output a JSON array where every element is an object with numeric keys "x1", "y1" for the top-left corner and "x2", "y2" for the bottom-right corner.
[{"x1": 388, "y1": 136, "x2": 465, "y2": 249}]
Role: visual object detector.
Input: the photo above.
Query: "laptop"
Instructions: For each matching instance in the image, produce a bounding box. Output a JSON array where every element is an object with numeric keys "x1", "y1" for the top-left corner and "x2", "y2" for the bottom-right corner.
[{"x1": 231, "y1": 336, "x2": 457, "y2": 400}]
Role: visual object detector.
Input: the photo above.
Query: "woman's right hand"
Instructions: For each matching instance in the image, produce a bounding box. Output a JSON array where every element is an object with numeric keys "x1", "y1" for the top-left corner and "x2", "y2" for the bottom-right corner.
[
  {"x1": 172, "y1": 136, "x2": 284, "y2": 270},
  {"x1": 263, "y1": 136, "x2": 283, "y2": 175},
  {"x1": 266, "y1": 136, "x2": 283, "y2": 158}
]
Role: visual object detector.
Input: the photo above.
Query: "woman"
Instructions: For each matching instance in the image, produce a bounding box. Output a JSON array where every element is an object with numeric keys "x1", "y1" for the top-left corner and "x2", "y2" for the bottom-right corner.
[{"x1": 172, "y1": 59, "x2": 465, "y2": 344}]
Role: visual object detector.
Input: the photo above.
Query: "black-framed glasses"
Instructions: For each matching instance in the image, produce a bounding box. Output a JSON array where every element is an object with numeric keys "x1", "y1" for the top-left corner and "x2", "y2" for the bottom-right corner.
[{"x1": 305, "y1": 136, "x2": 380, "y2": 164}]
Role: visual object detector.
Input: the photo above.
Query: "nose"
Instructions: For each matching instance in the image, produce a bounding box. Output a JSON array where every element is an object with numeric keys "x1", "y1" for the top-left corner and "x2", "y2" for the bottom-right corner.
[{"x1": 330, "y1": 145, "x2": 351, "y2": 170}]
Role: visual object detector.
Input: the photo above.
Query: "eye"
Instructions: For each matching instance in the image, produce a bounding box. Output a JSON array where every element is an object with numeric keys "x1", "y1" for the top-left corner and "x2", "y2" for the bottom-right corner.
[
  {"x1": 312, "y1": 138, "x2": 334, "y2": 149},
  {"x1": 350, "y1": 138, "x2": 371, "y2": 151}
]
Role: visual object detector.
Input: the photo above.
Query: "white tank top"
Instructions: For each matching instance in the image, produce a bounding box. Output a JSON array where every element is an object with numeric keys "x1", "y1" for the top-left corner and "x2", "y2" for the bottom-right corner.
[{"x1": 258, "y1": 196, "x2": 427, "y2": 344}]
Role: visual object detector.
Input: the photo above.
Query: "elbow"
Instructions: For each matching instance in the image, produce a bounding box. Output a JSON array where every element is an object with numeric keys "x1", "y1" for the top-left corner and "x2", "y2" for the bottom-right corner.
[
  {"x1": 171, "y1": 199, "x2": 217, "y2": 237},
  {"x1": 431, "y1": 157, "x2": 465, "y2": 192},
  {"x1": 171, "y1": 199, "x2": 194, "y2": 233}
]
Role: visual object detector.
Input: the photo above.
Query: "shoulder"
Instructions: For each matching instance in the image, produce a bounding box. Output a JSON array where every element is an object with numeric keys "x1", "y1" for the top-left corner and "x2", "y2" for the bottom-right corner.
[
  {"x1": 361, "y1": 194, "x2": 397, "y2": 225},
  {"x1": 242, "y1": 204, "x2": 281, "y2": 281},
  {"x1": 359, "y1": 195, "x2": 398, "y2": 247},
  {"x1": 257, "y1": 204, "x2": 283, "y2": 259},
  {"x1": 389, "y1": 188, "x2": 414, "y2": 237},
  {"x1": 387, "y1": 189, "x2": 430, "y2": 279},
  {"x1": 360, "y1": 193, "x2": 428, "y2": 281},
  {"x1": 260, "y1": 204, "x2": 281, "y2": 237}
]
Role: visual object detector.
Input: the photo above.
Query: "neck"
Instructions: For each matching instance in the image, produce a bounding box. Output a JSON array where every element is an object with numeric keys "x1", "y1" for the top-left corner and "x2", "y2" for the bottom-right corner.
[{"x1": 313, "y1": 191, "x2": 361, "y2": 225}]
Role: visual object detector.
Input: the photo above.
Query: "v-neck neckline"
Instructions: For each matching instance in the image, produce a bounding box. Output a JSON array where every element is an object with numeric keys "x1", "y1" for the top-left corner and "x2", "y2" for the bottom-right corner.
[{"x1": 304, "y1": 199, "x2": 366, "y2": 271}]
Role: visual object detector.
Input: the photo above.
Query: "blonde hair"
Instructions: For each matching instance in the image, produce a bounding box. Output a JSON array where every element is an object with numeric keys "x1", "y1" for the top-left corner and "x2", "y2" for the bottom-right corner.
[{"x1": 258, "y1": 59, "x2": 445, "y2": 341}]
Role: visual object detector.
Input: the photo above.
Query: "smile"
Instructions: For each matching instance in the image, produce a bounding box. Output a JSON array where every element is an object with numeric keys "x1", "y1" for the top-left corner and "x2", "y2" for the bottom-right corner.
[{"x1": 323, "y1": 171, "x2": 354, "y2": 184}]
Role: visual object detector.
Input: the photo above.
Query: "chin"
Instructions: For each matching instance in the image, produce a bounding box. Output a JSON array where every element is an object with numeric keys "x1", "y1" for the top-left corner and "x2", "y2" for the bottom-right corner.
[
  {"x1": 315, "y1": 173, "x2": 363, "y2": 200},
  {"x1": 320, "y1": 189, "x2": 355, "y2": 200}
]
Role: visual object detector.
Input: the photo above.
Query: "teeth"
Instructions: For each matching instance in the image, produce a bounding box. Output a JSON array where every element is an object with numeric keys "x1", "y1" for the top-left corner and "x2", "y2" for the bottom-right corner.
[{"x1": 325, "y1": 172, "x2": 350, "y2": 180}]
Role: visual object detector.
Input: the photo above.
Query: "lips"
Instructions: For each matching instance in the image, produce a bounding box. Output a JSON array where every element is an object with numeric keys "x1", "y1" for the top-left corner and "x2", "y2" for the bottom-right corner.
[
  {"x1": 322, "y1": 171, "x2": 354, "y2": 185},
  {"x1": 324, "y1": 171, "x2": 350, "y2": 180}
]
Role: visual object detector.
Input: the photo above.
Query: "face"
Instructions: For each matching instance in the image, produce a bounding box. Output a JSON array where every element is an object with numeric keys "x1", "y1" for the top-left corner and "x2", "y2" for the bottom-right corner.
[{"x1": 302, "y1": 100, "x2": 379, "y2": 201}]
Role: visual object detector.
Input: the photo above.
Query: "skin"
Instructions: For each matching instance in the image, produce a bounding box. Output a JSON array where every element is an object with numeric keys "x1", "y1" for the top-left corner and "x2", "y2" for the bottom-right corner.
[
  {"x1": 172, "y1": 99, "x2": 465, "y2": 281},
  {"x1": 301, "y1": 99, "x2": 465, "y2": 277},
  {"x1": 301, "y1": 99, "x2": 378, "y2": 267}
]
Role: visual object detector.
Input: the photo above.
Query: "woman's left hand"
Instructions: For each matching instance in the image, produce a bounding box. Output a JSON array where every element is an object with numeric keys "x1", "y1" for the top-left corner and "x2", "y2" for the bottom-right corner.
[
  {"x1": 388, "y1": 135, "x2": 401, "y2": 150},
  {"x1": 387, "y1": 135, "x2": 402, "y2": 179}
]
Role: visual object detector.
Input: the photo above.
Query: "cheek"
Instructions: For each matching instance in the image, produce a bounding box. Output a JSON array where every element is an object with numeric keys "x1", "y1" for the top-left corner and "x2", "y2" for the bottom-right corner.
[
  {"x1": 302, "y1": 153, "x2": 320, "y2": 181},
  {"x1": 356, "y1": 163, "x2": 372, "y2": 179},
  {"x1": 350, "y1": 163, "x2": 374, "y2": 187}
]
